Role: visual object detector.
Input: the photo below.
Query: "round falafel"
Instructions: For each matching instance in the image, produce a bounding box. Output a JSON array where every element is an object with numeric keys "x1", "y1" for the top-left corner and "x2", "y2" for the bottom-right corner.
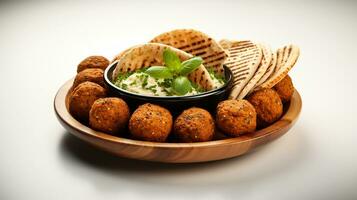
[
  {"x1": 73, "y1": 68, "x2": 105, "y2": 88},
  {"x1": 273, "y1": 75, "x2": 294, "y2": 103},
  {"x1": 216, "y1": 100, "x2": 256, "y2": 137},
  {"x1": 247, "y1": 88, "x2": 283, "y2": 127},
  {"x1": 77, "y1": 55, "x2": 109, "y2": 73},
  {"x1": 89, "y1": 97, "x2": 130, "y2": 134},
  {"x1": 129, "y1": 103, "x2": 173, "y2": 142},
  {"x1": 69, "y1": 81, "x2": 107, "y2": 122},
  {"x1": 173, "y1": 107, "x2": 215, "y2": 142}
]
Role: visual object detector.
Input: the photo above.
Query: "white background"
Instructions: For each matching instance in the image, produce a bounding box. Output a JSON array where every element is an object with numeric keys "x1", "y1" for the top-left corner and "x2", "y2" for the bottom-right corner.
[{"x1": 1, "y1": 0, "x2": 356, "y2": 199}]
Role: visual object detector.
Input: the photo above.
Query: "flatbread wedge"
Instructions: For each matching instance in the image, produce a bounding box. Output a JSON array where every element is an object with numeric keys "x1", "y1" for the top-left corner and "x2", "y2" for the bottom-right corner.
[
  {"x1": 111, "y1": 45, "x2": 139, "y2": 63},
  {"x1": 112, "y1": 43, "x2": 215, "y2": 90},
  {"x1": 238, "y1": 43, "x2": 272, "y2": 99},
  {"x1": 150, "y1": 29, "x2": 227, "y2": 75},
  {"x1": 255, "y1": 51, "x2": 277, "y2": 88},
  {"x1": 219, "y1": 39, "x2": 234, "y2": 50},
  {"x1": 223, "y1": 40, "x2": 263, "y2": 99},
  {"x1": 258, "y1": 44, "x2": 300, "y2": 89},
  {"x1": 274, "y1": 47, "x2": 284, "y2": 73}
]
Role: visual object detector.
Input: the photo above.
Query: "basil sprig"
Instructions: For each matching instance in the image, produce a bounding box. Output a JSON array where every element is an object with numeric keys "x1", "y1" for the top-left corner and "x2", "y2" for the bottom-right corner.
[
  {"x1": 145, "y1": 49, "x2": 203, "y2": 95},
  {"x1": 180, "y1": 57, "x2": 203, "y2": 76},
  {"x1": 172, "y1": 76, "x2": 192, "y2": 96},
  {"x1": 145, "y1": 66, "x2": 173, "y2": 79},
  {"x1": 163, "y1": 49, "x2": 181, "y2": 73}
]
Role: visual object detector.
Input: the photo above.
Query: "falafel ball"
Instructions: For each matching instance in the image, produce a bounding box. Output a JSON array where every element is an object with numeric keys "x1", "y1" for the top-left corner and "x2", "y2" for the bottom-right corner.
[
  {"x1": 77, "y1": 55, "x2": 109, "y2": 73},
  {"x1": 69, "y1": 82, "x2": 106, "y2": 122},
  {"x1": 247, "y1": 88, "x2": 283, "y2": 127},
  {"x1": 73, "y1": 68, "x2": 105, "y2": 88},
  {"x1": 216, "y1": 100, "x2": 256, "y2": 137},
  {"x1": 89, "y1": 98, "x2": 130, "y2": 134},
  {"x1": 273, "y1": 75, "x2": 294, "y2": 103},
  {"x1": 173, "y1": 107, "x2": 215, "y2": 142},
  {"x1": 129, "y1": 103, "x2": 173, "y2": 142}
]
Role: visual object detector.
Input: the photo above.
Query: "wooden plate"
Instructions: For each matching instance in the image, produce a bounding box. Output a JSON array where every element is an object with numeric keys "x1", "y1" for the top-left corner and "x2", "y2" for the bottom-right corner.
[{"x1": 54, "y1": 78, "x2": 302, "y2": 163}]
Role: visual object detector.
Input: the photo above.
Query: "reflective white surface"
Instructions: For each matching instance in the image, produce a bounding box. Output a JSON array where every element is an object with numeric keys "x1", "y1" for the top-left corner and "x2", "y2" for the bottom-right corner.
[{"x1": 1, "y1": 0, "x2": 356, "y2": 199}]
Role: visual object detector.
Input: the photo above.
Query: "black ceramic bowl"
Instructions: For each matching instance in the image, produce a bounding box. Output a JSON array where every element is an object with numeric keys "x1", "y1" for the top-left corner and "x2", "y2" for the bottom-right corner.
[{"x1": 104, "y1": 62, "x2": 233, "y2": 114}]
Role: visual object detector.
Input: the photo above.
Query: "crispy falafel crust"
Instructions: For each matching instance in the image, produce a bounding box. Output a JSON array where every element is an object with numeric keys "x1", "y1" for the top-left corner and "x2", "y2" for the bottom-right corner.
[
  {"x1": 77, "y1": 55, "x2": 109, "y2": 73},
  {"x1": 174, "y1": 107, "x2": 215, "y2": 142},
  {"x1": 89, "y1": 98, "x2": 130, "y2": 134},
  {"x1": 73, "y1": 68, "x2": 105, "y2": 88},
  {"x1": 273, "y1": 75, "x2": 294, "y2": 103},
  {"x1": 129, "y1": 103, "x2": 173, "y2": 142},
  {"x1": 247, "y1": 88, "x2": 283, "y2": 127},
  {"x1": 69, "y1": 82, "x2": 107, "y2": 122},
  {"x1": 216, "y1": 100, "x2": 256, "y2": 137}
]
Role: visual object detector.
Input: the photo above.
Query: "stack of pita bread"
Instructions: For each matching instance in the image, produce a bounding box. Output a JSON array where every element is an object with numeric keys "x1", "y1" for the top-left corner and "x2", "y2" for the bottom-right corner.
[
  {"x1": 150, "y1": 29, "x2": 228, "y2": 75},
  {"x1": 111, "y1": 29, "x2": 300, "y2": 99},
  {"x1": 219, "y1": 39, "x2": 300, "y2": 99},
  {"x1": 112, "y1": 29, "x2": 228, "y2": 91},
  {"x1": 112, "y1": 43, "x2": 216, "y2": 90}
]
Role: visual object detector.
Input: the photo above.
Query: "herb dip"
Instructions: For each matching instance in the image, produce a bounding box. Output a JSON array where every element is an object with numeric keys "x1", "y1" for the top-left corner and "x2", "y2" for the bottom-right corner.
[{"x1": 115, "y1": 72, "x2": 200, "y2": 96}]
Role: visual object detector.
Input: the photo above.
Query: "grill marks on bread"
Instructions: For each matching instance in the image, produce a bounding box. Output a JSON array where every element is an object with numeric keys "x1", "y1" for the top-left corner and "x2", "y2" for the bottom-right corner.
[
  {"x1": 224, "y1": 41, "x2": 262, "y2": 99},
  {"x1": 151, "y1": 29, "x2": 227, "y2": 75},
  {"x1": 111, "y1": 43, "x2": 215, "y2": 90}
]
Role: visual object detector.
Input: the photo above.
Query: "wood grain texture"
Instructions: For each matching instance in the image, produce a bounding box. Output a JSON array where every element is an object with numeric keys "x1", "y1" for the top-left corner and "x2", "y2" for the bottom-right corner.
[{"x1": 54, "y1": 78, "x2": 302, "y2": 163}]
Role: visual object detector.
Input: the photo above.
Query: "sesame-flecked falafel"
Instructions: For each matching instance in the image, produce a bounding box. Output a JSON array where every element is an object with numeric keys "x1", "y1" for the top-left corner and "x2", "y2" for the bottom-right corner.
[
  {"x1": 216, "y1": 100, "x2": 256, "y2": 137},
  {"x1": 129, "y1": 103, "x2": 173, "y2": 142},
  {"x1": 69, "y1": 81, "x2": 107, "y2": 122},
  {"x1": 247, "y1": 88, "x2": 283, "y2": 127},
  {"x1": 273, "y1": 75, "x2": 294, "y2": 103},
  {"x1": 77, "y1": 55, "x2": 109, "y2": 73},
  {"x1": 73, "y1": 68, "x2": 105, "y2": 88},
  {"x1": 173, "y1": 107, "x2": 215, "y2": 142},
  {"x1": 89, "y1": 97, "x2": 130, "y2": 134}
]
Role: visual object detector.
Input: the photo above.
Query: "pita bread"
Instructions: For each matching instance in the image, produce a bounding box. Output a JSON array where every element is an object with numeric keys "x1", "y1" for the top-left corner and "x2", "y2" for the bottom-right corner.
[
  {"x1": 111, "y1": 45, "x2": 138, "y2": 63},
  {"x1": 150, "y1": 29, "x2": 227, "y2": 74},
  {"x1": 282, "y1": 45, "x2": 290, "y2": 66},
  {"x1": 238, "y1": 43, "x2": 272, "y2": 99},
  {"x1": 219, "y1": 39, "x2": 234, "y2": 50},
  {"x1": 112, "y1": 43, "x2": 215, "y2": 90},
  {"x1": 224, "y1": 40, "x2": 263, "y2": 99},
  {"x1": 255, "y1": 50, "x2": 277, "y2": 88},
  {"x1": 274, "y1": 47, "x2": 284, "y2": 73},
  {"x1": 258, "y1": 44, "x2": 300, "y2": 89}
]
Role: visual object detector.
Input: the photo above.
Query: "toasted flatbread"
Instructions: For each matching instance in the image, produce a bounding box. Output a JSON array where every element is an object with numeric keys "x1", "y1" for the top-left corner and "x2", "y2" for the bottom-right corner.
[
  {"x1": 258, "y1": 44, "x2": 300, "y2": 89},
  {"x1": 111, "y1": 45, "x2": 139, "y2": 63},
  {"x1": 274, "y1": 47, "x2": 284, "y2": 73},
  {"x1": 238, "y1": 43, "x2": 272, "y2": 99},
  {"x1": 224, "y1": 40, "x2": 263, "y2": 99},
  {"x1": 150, "y1": 29, "x2": 227, "y2": 74},
  {"x1": 255, "y1": 50, "x2": 277, "y2": 88},
  {"x1": 282, "y1": 46, "x2": 290, "y2": 66},
  {"x1": 219, "y1": 39, "x2": 234, "y2": 50},
  {"x1": 112, "y1": 43, "x2": 215, "y2": 90}
]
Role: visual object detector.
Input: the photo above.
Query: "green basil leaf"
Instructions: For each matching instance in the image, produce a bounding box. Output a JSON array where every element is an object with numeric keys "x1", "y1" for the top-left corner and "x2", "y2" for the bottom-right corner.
[
  {"x1": 179, "y1": 57, "x2": 203, "y2": 76},
  {"x1": 163, "y1": 49, "x2": 181, "y2": 73},
  {"x1": 172, "y1": 76, "x2": 192, "y2": 95},
  {"x1": 145, "y1": 66, "x2": 173, "y2": 79}
]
